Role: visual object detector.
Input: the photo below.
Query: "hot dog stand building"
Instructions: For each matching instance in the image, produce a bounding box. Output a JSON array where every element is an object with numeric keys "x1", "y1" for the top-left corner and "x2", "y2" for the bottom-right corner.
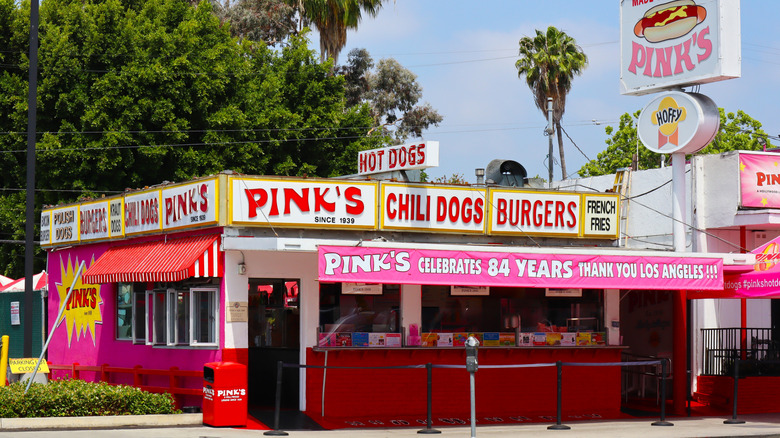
[{"x1": 40, "y1": 170, "x2": 742, "y2": 421}]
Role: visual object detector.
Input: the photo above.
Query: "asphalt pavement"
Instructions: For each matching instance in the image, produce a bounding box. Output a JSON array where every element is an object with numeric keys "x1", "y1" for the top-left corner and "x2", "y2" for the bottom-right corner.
[{"x1": 3, "y1": 413, "x2": 780, "y2": 437}]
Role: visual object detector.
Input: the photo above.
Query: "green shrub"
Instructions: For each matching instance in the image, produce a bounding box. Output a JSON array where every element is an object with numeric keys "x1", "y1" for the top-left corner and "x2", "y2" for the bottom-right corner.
[{"x1": 0, "y1": 379, "x2": 181, "y2": 418}]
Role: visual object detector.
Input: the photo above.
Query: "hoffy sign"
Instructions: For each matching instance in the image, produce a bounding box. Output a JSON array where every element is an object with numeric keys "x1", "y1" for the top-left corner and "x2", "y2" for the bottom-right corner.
[{"x1": 637, "y1": 91, "x2": 719, "y2": 154}]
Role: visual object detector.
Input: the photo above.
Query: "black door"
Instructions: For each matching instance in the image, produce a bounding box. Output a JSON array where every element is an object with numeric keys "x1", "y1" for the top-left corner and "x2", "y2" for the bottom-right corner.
[{"x1": 247, "y1": 279, "x2": 300, "y2": 408}]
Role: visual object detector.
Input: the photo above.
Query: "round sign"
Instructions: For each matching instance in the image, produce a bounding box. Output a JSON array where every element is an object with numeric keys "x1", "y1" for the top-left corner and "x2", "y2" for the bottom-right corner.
[{"x1": 637, "y1": 91, "x2": 719, "y2": 154}]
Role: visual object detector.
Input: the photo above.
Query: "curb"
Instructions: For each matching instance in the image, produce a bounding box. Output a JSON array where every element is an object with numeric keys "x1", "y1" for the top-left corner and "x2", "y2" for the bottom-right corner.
[{"x1": 0, "y1": 413, "x2": 203, "y2": 430}]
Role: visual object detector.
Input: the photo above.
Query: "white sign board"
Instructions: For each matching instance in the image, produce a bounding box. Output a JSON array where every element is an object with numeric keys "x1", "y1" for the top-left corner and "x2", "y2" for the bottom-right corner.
[
  {"x1": 51, "y1": 205, "x2": 79, "y2": 245},
  {"x1": 380, "y1": 183, "x2": 486, "y2": 234},
  {"x1": 124, "y1": 190, "x2": 162, "y2": 236},
  {"x1": 358, "y1": 141, "x2": 439, "y2": 176},
  {"x1": 451, "y1": 286, "x2": 490, "y2": 296},
  {"x1": 79, "y1": 200, "x2": 110, "y2": 242},
  {"x1": 620, "y1": 0, "x2": 741, "y2": 95},
  {"x1": 488, "y1": 190, "x2": 582, "y2": 237},
  {"x1": 230, "y1": 177, "x2": 378, "y2": 229},
  {"x1": 341, "y1": 283, "x2": 383, "y2": 295},
  {"x1": 10, "y1": 301, "x2": 20, "y2": 325},
  {"x1": 161, "y1": 179, "x2": 218, "y2": 230}
]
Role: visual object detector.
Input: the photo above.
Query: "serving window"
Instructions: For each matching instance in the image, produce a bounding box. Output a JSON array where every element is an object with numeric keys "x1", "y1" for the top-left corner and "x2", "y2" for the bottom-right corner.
[
  {"x1": 421, "y1": 286, "x2": 605, "y2": 347},
  {"x1": 318, "y1": 282, "x2": 401, "y2": 347},
  {"x1": 315, "y1": 283, "x2": 606, "y2": 348}
]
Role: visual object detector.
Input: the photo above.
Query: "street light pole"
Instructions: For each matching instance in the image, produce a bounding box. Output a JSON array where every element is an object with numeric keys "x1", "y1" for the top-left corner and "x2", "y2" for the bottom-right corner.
[{"x1": 24, "y1": 0, "x2": 40, "y2": 358}]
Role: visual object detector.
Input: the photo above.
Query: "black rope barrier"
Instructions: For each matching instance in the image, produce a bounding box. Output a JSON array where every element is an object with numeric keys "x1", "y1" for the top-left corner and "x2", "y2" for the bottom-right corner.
[{"x1": 263, "y1": 358, "x2": 674, "y2": 435}]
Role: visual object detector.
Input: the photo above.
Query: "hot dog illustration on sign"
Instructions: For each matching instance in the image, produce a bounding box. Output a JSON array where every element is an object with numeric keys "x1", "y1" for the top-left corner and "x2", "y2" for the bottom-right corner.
[
  {"x1": 633, "y1": 0, "x2": 707, "y2": 43},
  {"x1": 651, "y1": 96, "x2": 686, "y2": 149}
]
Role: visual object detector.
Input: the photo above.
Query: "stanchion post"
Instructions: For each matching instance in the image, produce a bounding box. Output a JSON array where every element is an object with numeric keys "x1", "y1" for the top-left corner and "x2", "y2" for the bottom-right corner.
[
  {"x1": 724, "y1": 358, "x2": 745, "y2": 425},
  {"x1": 652, "y1": 359, "x2": 673, "y2": 426},
  {"x1": 418, "y1": 363, "x2": 441, "y2": 434},
  {"x1": 548, "y1": 361, "x2": 570, "y2": 430},
  {"x1": 264, "y1": 361, "x2": 289, "y2": 436}
]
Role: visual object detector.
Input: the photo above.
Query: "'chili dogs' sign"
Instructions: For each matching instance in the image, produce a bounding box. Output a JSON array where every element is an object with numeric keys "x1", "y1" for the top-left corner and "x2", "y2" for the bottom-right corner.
[
  {"x1": 230, "y1": 177, "x2": 378, "y2": 229},
  {"x1": 620, "y1": 0, "x2": 740, "y2": 95},
  {"x1": 381, "y1": 183, "x2": 487, "y2": 234},
  {"x1": 318, "y1": 245, "x2": 724, "y2": 290}
]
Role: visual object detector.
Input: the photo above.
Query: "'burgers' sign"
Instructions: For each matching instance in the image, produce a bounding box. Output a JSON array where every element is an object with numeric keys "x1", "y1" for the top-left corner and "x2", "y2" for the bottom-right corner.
[{"x1": 620, "y1": 0, "x2": 740, "y2": 96}]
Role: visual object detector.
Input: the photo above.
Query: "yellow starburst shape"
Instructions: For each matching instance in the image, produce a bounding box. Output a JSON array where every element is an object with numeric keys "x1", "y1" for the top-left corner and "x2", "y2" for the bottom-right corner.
[{"x1": 56, "y1": 255, "x2": 103, "y2": 347}]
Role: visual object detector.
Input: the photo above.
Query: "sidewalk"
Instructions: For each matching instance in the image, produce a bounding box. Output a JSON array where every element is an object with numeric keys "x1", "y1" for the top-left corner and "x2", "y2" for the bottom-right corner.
[{"x1": 2, "y1": 413, "x2": 780, "y2": 437}]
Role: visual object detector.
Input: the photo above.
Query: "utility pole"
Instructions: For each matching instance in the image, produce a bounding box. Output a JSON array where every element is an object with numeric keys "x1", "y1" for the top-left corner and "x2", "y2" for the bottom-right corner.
[
  {"x1": 24, "y1": 0, "x2": 40, "y2": 358},
  {"x1": 546, "y1": 97, "x2": 554, "y2": 188}
]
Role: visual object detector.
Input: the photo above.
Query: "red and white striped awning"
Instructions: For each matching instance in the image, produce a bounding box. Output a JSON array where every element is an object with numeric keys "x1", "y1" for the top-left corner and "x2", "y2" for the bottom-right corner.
[{"x1": 83, "y1": 234, "x2": 223, "y2": 284}]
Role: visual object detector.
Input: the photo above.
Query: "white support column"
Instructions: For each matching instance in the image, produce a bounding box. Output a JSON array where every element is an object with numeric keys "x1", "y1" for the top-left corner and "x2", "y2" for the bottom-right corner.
[
  {"x1": 604, "y1": 289, "x2": 621, "y2": 345},
  {"x1": 672, "y1": 153, "x2": 687, "y2": 252},
  {"x1": 401, "y1": 284, "x2": 422, "y2": 340}
]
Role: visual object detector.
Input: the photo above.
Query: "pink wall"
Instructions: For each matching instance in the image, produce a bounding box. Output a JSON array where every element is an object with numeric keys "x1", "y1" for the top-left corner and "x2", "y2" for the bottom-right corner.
[{"x1": 46, "y1": 240, "x2": 223, "y2": 377}]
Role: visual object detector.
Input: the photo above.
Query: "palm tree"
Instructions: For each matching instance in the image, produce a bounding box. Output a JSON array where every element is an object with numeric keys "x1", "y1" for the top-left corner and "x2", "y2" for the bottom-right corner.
[
  {"x1": 515, "y1": 26, "x2": 588, "y2": 180},
  {"x1": 290, "y1": 0, "x2": 384, "y2": 64}
]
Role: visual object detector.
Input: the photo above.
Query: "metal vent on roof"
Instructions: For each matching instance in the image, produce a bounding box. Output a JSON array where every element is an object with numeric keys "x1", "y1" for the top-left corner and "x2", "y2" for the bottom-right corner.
[{"x1": 485, "y1": 159, "x2": 527, "y2": 187}]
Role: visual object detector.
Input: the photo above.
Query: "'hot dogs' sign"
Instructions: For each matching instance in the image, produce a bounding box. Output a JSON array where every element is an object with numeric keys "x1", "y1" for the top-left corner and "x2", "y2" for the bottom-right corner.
[
  {"x1": 358, "y1": 141, "x2": 439, "y2": 176},
  {"x1": 620, "y1": 0, "x2": 740, "y2": 95}
]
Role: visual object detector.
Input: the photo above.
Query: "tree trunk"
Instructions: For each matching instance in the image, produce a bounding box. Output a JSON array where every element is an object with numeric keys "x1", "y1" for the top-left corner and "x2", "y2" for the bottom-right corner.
[{"x1": 555, "y1": 120, "x2": 567, "y2": 180}]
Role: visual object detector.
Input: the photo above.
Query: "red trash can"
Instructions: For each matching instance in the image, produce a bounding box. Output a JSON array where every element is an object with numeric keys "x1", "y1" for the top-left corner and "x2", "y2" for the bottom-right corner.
[{"x1": 202, "y1": 362, "x2": 248, "y2": 427}]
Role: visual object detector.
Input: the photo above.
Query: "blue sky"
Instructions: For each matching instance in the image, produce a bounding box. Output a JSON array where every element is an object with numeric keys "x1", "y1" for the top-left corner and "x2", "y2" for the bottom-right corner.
[{"x1": 320, "y1": 1, "x2": 780, "y2": 183}]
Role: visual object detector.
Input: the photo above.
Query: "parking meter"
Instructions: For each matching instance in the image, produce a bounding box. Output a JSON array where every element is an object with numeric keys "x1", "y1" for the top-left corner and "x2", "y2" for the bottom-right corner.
[{"x1": 465, "y1": 336, "x2": 479, "y2": 373}]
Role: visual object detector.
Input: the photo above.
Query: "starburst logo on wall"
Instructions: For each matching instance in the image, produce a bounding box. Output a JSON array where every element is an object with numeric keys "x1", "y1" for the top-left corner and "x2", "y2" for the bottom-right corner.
[{"x1": 56, "y1": 255, "x2": 103, "y2": 346}]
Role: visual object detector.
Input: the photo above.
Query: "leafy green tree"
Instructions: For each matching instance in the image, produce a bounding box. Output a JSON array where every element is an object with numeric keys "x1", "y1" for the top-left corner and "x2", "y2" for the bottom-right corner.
[
  {"x1": 578, "y1": 109, "x2": 771, "y2": 177},
  {"x1": 516, "y1": 26, "x2": 588, "y2": 180},
  {"x1": 0, "y1": 0, "x2": 385, "y2": 277},
  {"x1": 339, "y1": 48, "x2": 442, "y2": 142},
  {"x1": 286, "y1": 0, "x2": 384, "y2": 64}
]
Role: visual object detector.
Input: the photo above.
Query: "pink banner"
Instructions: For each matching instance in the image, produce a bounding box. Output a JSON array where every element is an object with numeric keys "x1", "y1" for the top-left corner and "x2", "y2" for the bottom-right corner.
[
  {"x1": 739, "y1": 153, "x2": 780, "y2": 208},
  {"x1": 318, "y1": 246, "x2": 723, "y2": 290},
  {"x1": 714, "y1": 234, "x2": 780, "y2": 298}
]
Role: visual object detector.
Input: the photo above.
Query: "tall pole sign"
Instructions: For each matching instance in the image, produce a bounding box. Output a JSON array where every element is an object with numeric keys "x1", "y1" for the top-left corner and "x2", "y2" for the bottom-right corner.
[
  {"x1": 637, "y1": 92, "x2": 719, "y2": 251},
  {"x1": 621, "y1": 0, "x2": 740, "y2": 253},
  {"x1": 620, "y1": 0, "x2": 741, "y2": 96}
]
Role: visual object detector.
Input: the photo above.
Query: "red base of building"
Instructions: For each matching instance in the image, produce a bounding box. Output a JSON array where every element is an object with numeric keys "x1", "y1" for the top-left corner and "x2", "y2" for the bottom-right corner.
[
  {"x1": 696, "y1": 375, "x2": 780, "y2": 414},
  {"x1": 305, "y1": 347, "x2": 623, "y2": 420}
]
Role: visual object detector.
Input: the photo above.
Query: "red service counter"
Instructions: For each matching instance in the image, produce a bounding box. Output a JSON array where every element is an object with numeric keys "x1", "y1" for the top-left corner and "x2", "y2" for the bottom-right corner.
[{"x1": 305, "y1": 346, "x2": 624, "y2": 420}]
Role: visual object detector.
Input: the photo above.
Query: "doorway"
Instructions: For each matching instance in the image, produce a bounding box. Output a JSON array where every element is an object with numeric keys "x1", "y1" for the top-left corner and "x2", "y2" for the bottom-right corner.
[{"x1": 247, "y1": 278, "x2": 300, "y2": 408}]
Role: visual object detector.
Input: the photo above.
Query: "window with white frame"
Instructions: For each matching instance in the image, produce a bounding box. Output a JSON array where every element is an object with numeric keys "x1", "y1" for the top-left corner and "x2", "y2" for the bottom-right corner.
[
  {"x1": 191, "y1": 288, "x2": 218, "y2": 346},
  {"x1": 132, "y1": 285, "x2": 218, "y2": 348}
]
